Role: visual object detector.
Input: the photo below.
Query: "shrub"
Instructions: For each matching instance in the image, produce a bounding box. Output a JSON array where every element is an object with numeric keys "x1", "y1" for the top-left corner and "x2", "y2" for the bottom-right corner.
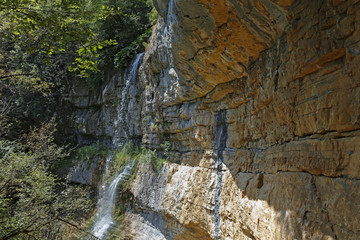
[
  {"x1": 74, "y1": 144, "x2": 109, "y2": 163},
  {"x1": 0, "y1": 121, "x2": 94, "y2": 240}
]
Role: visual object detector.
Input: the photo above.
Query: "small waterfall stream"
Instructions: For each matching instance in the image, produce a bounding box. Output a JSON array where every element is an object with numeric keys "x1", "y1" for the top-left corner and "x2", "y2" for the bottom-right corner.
[
  {"x1": 113, "y1": 52, "x2": 144, "y2": 146},
  {"x1": 92, "y1": 161, "x2": 134, "y2": 239},
  {"x1": 92, "y1": 53, "x2": 144, "y2": 239}
]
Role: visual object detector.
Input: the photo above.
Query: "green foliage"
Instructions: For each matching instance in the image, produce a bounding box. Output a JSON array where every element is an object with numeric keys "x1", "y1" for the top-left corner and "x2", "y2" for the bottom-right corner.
[
  {"x1": 0, "y1": 9, "x2": 82, "y2": 139},
  {"x1": 136, "y1": 147, "x2": 165, "y2": 172},
  {"x1": 0, "y1": 120, "x2": 94, "y2": 240},
  {"x1": 0, "y1": 0, "x2": 101, "y2": 93},
  {"x1": 21, "y1": 118, "x2": 68, "y2": 165},
  {"x1": 107, "y1": 212, "x2": 128, "y2": 240},
  {"x1": 74, "y1": 144, "x2": 109, "y2": 164},
  {"x1": 114, "y1": 28, "x2": 152, "y2": 69},
  {"x1": 68, "y1": 39, "x2": 118, "y2": 79},
  {"x1": 146, "y1": 0, "x2": 159, "y2": 25},
  {"x1": 111, "y1": 142, "x2": 168, "y2": 177},
  {"x1": 81, "y1": 0, "x2": 154, "y2": 80},
  {"x1": 99, "y1": 142, "x2": 168, "y2": 193},
  {"x1": 110, "y1": 0, "x2": 158, "y2": 69},
  {"x1": 0, "y1": 0, "x2": 98, "y2": 53},
  {"x1": 0, "y1": 0, "x2": 156, "y2": 90},
  {"x1": 160, "y1": 140, "x2": 174, "y2": 160}
]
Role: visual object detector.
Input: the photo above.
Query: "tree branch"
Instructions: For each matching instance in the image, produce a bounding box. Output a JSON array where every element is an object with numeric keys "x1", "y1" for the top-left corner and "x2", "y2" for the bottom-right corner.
[
  {"x1": 0, "y1": 179, "x2": 12, "y2": 194},
  {"x1": 55, "y1": 217, "x2": 100, "y2": 240},
  {"x1": 1, "y1": 228, "x2": 33, "y2": 240},
  {"x1": 0, "y1": 73, "x2": 35, "y2": 80},
  {"x1": 0, "y1": 217, "x2": 99, "y2": 240}
]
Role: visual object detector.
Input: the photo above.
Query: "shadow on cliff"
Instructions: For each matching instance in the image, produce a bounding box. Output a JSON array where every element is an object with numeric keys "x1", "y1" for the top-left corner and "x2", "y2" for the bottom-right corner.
[{"x1": 215, "y1": 108, "x2": 350, "y2": 239}]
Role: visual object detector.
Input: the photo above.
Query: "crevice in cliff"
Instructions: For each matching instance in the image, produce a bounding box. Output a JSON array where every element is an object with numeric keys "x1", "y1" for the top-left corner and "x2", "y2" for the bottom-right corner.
[
  {"x1": 227, "y1": 0, "x2": 275, "y2": 46},
  {"x1": 240, "y1": 226, "x2": 256, "y2": 240}
]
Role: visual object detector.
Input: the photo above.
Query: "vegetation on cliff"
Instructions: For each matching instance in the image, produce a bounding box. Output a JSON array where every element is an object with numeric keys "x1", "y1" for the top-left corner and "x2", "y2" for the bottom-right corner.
[
  {"x1": 0, "y1": 0, "x2": 157, "y2": 239},
  {"x1": 0, "y1": 120, "x2": 95, "y2": 240},
  {"x1": 0, "y1": 0, "x2": 156, "y2": 140}
]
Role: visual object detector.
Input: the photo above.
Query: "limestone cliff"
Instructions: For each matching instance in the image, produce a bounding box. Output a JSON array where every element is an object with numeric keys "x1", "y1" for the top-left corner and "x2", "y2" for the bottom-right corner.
[
  {"x1": 129, "y1": 0, "x2": 360, "y2": 239},
  {"x1": 69, "y1": 0, "x2": 360, "y2": 239}
]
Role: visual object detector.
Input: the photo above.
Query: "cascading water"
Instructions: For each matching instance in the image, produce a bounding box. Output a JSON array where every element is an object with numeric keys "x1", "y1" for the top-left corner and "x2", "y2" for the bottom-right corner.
[
  {"x1": 92, "y1": 161, "x2": 134, "y2": 239},
  {"x1": 113, "y1": 52, "x2": 144, "y2": 146},
  {"x1": 158, "y1": 0, "x2": 181, "y2": 99},
  {"x1": 92, "y1": 53, "x2": 144, "y2": 239}
]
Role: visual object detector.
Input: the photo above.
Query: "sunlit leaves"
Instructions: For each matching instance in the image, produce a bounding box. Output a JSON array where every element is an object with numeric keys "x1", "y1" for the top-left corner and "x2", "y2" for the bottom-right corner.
[
  {"x1": 1, "y1": 0, "x2": 99, "y2": 54},
  {"x1": 68, "y1": 39, "x2": 118, "y2": 78},
  {"x1": 1, "y1": 0, "x2": 156, "y2": 87}
]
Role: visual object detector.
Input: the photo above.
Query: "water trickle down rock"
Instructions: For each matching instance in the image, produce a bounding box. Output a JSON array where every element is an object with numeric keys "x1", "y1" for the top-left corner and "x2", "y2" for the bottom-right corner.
[
  {"x1": 93, "y1": 53, "x2": 143, "y2": 238},
  {"x1": 158, "y1": 0, "x2": 183, "y2": 104},
  {"x1": 213, "y1": 110, "x2": 227, "y2": 240},
  {"x1": 92, "y1": 160, "x2": 135, "y2": 239},
  {"x1": 113, "y1": 53, "x2": 144, "y2": 146}
]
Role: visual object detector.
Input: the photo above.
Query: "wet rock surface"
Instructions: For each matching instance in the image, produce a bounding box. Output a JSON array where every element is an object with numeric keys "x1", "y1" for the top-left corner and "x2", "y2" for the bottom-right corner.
[{"x1": 67, "y1": 56, "x2": 144, "y2": 146}]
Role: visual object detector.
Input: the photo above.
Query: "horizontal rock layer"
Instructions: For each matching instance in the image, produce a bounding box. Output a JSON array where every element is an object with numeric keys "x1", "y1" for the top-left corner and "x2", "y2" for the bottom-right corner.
[
  {"x1": 67, "y1": 0, "x2": 360, "y2": 239},
  {"x1": 129, "y1": 0, "x2": 360, "y2": 239},
  {"x1": 129, "y1": 162, "x2": 360, "y2": 240}
]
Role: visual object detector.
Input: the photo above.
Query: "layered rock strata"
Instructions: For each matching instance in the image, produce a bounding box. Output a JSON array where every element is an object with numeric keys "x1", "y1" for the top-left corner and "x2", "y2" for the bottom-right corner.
[
  {"x1": 68, "y1": 0, "x2": 360, "y2": 239},
  {"x1": 128, "y1": 0, "x2": 360, "y2": 239},
  {"x1": 67, "y1": 56, "x2": 144, "y2": 145}
]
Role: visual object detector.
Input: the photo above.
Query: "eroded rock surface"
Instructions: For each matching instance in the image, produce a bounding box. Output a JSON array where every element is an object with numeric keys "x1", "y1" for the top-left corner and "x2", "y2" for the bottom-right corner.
[
  {"x1": 67, "y1": 56, "x2": 144, "y2": 145},
  {"x1": 68, "y1": 0, "x2": 360, "y2": 239},
  {"x1": 127, "y1": 0, "x2": 360, "y2": 239}
]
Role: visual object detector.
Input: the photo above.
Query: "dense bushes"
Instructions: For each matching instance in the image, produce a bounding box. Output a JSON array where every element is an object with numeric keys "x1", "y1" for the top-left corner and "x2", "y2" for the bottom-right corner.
[
  {"x1": 0, "y1": 1, "x2": 159, "y2": 239},
  {"x1": 0, "y1": 120, "x2": 94, "y2": 240}
]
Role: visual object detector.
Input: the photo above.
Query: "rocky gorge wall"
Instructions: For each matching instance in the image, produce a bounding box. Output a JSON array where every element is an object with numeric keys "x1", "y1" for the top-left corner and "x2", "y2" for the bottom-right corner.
[
  {"x1": 129, "y1": 0, "x2": 360, "y2": 239},
  {"x1": 68, "y1": 0, "x2": 360, "y2": 239}
]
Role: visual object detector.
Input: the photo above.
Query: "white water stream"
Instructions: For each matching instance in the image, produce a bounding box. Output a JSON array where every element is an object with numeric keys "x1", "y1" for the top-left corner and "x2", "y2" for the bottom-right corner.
[
  {"x1": 112, "y1": 53, "x2": 144, "y2": 146},
  {"x1": 92, "y1": 161, "x2": 134, "y2": 239},
  {"x1": 92, "y1": 53, "x2": 144, "y2": 239}
]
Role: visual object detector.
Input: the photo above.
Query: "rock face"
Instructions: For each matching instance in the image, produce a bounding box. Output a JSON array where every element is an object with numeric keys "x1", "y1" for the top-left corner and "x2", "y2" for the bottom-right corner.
[
  {"x1": 127, "y1": 0, "x2": 360, "y2": 239},
  {"x1": 67, "y1": 55, "x2": 144, "y2": 146},
  {"x1": 69, "y1": 0, "x2": 360, "y2": 239}
]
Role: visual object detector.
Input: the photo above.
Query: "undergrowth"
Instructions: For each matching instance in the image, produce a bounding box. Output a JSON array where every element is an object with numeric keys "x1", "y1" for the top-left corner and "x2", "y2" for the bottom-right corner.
[
  {"x1": 75, "y1": 144, "x2": 109, "y2": 163},
  {"x1": 109, "y1": 142, "x2": 168, "y2": 179}
]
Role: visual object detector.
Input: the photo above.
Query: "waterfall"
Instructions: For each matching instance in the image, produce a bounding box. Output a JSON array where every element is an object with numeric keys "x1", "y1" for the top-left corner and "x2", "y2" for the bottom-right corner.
[
  {"x1": 92, "y1": 53, "x2": 144, "y2": 239},
  {"x1": 159, "y1": 0, "x2": 181, "y2": 100},
  {"x1": 92, "y1": 161, "x2": 134, "y2": 239},
  {"x1": 113, "y1": 52, "x2": 144, "y2": 146},
  {"x1": 164, "y1": 0, "x2": 177, "y2": 51}
]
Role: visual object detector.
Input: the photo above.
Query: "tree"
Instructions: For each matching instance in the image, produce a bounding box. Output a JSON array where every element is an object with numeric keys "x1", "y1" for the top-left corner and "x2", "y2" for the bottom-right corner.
[
  {"x1": 0, "y1": 0, "x2": 102, "y2": 82},
  {"x1": 0, "y1": 120, "x2": 95, "y2": 240},
  {"x1": 70, "y1": 0, "x2": 155, "y2": 81},
  {"x1": 0, "y1": 2, "x2": 158, "y2": 237},
  {"x1": 0, "y1": 0, "x2": 155, "y2": 88}
]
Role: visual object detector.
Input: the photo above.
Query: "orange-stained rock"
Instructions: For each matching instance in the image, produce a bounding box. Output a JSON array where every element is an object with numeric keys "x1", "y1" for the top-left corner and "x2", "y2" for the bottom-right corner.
[
  {"x1": 271, "y1": 0, "x2": 294, "y2": 8},
  {"x1": 129, "y1": 0, "x2": 360, "y2": 239},
  {"x1": 294, "y1": 48, "x2": 346, "y2": 80}
]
